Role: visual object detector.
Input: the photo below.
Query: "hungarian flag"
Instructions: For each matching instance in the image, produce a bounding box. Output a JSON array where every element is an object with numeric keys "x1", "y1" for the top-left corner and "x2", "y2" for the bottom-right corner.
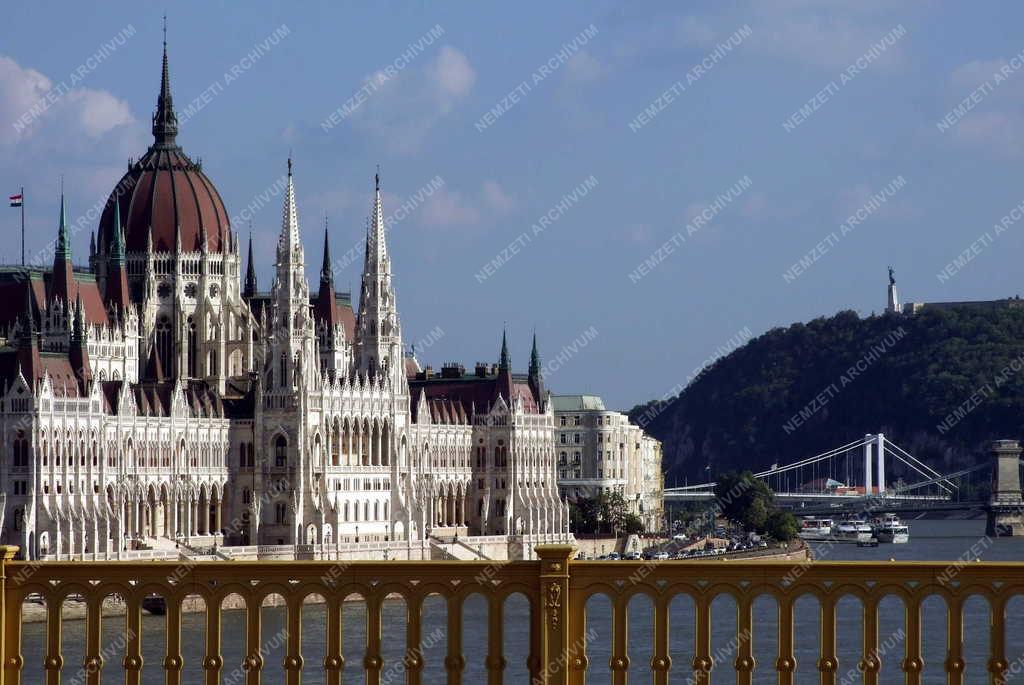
[{"x1": 9, "y1": 193, "x2": 22, "y2": 208}]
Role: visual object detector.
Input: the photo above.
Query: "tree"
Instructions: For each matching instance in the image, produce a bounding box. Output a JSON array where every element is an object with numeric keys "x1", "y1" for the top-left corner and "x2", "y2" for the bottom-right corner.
[
  {"x1": 621, "y1": 513, "x2": 644, "y2": 535},
  {"x1": 713, "y1": 470, "x2": 774, "y2": 530},
  {"x1": 569, "y1": 497, "x2": 600, "y2": 535},
  {"x1": 765, "y1": 510, "x2": 799, "y2": 542}
]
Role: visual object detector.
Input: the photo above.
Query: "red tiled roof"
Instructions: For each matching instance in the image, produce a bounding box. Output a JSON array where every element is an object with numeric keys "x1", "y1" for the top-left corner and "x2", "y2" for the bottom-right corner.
[
  {"x1": 0, "y1": 271, "x2": 109, "y2": 328},
  {"x1": 409, "y1": 372, "x2": 540, "y2": 422}
]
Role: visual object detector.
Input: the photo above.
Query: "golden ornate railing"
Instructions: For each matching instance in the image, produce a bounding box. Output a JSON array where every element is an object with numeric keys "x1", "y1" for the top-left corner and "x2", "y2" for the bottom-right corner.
[{"x1": 0, "y1": 544, "x2": 1022, "y2": 684}]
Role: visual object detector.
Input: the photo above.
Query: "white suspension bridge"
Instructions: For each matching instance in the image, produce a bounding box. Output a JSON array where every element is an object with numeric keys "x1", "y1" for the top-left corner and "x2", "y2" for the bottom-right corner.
[{"x1": 663, "y1": 433, "x2": 994, "y2": 512}]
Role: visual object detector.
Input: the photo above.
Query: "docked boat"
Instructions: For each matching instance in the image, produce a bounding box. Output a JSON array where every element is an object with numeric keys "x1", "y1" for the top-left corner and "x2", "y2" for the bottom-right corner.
[
  {"x1": 834, "y1": 518, "x2": 874, "y2": 542},
  {"x1": 798, "y1": 517, "x2": 834, "y2": 541},
  {"x1": 873, "y1": 514, "x2": 910, "y2": 543}
]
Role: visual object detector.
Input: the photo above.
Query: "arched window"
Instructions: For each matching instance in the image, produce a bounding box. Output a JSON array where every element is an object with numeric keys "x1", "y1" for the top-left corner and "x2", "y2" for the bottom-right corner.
[
  {"x1": 156, "y1": 315, "x2": 172, "y2": 376},
  {"x1": 279, "y1": 353, "x2": 287, "y2": 387},
  {"x1": 187, "y1": 316, "x2": 197, "y2": 378},
  {"x1": 275, "y1": 436, "x2": 287, "y2": 468}
]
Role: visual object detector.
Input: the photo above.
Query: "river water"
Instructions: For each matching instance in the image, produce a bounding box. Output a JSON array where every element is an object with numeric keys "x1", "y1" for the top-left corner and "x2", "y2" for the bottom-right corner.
[{"x1": 18, "y1": 519, "x2": 1024, "y2": 684}]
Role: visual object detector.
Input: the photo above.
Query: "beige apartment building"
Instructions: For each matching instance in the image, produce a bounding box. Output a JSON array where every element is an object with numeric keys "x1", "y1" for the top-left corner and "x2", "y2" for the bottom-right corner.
[{"x1": 552, "y1": 395, "x2": 664, "y2": 531}]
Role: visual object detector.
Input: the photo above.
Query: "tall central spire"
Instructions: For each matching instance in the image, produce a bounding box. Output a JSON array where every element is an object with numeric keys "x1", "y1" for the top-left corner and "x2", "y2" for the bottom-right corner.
[
  {"x1": 279, "y1": 156, "x2": 301, "y2": 258},
  {"x1": 355, "y1": 170, "x2": 402, "y2": 383},
  {"x1": 368, "y1": 170, "x2": 388, "y2": 267},
  {"x1": 152, "y1": 17, "x2": 179, "y2": 147}
]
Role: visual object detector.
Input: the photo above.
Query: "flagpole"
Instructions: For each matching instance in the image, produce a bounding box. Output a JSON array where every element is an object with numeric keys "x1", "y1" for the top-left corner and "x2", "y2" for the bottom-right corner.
[{"x1": 20, "y1": 186, "x2": 25, "y2": 266}]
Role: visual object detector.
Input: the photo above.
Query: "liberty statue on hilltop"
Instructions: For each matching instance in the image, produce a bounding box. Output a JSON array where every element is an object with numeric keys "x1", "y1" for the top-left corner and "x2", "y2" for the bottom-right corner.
[{"x1": 887, "y1": 266, "x2": 900, "y2": 314}]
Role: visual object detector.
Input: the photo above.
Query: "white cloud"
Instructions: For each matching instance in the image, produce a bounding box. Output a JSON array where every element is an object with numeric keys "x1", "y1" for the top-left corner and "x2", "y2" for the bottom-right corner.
[
  {"x1": 482, "y1": 180, "x2": 515, "y2": 212},
  {"x1": 613, "y1": 4, "x2": 907, "y2": 73},
  {"x1": 422, "y1": 187, "x2": 480, "y2": 228},
  {"x1": 0, "y1": 55, "x2": 145, "y2": 262},
  {"x1": 0, "y1": 55, "x2": 137, "y2": 145},
  {"x1": 940, "y1": 58, "x2": 1024, "y2": 157},
  {"x1": 427, "y1": 46, "x2": 476, "y2": 98},
  {"x1": 347, "y1": 46, "x2": 476, "y2": 154},
  {"x1": 950, "y1": 59, "x2": 1007, "y2": 90},
  {"x1": 66, "y1": 89, "x2": 133, "y2": 137},
  {"x1": 950, "y1": 111, "x2": 1024, "y2": 157},
  {"x1": 563, "y1": 51, "x2": 607, "y2": 86},
  {"x1": 675, "y1": 16, "x2": 718, "y2": 48},
  {"x1": 627, "y1": 223, "x2": 652, "y2": 243}
]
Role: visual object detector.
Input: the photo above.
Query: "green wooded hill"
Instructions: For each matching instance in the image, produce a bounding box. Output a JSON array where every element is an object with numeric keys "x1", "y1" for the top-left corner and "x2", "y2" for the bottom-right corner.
[{"x1": 628, "y1": 306, "x2": 1024, "y2": 488}]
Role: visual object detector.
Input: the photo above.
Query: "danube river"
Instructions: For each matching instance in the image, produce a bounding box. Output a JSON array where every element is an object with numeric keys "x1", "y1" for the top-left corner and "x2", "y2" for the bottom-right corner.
[{"x1": 18, "y1": 519, "x2": 1024, "y2": 684}]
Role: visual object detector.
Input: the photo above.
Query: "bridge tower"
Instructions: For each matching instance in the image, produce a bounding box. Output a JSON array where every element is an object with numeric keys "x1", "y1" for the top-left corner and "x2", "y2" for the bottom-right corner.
[
  {"x1": 876, "y1": 433, "x2": 886, "y2": 494},
  {"x1": 986, "y1": 439, "x2": 1024, "y2": 536},
  {"x1": 864, "y1": 433, "x2": 873, "y2": 494}
]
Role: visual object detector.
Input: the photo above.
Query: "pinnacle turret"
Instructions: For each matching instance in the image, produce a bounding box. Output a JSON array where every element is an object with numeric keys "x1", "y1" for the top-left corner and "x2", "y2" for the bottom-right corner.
[
  {"x1": 109, "y1": 200, "x2": 125, "y2": 264},
  {"x1": 321, "y1": 221, "x2": 333, "y2": 289},
  {"x1": 55, "y1": 193, "x2": 70, "y2": 262},
  {"x1": 52, "y1": 193, "x2": 75, "y2": 303},
  {"x1": 244, "y1": 232, "x2": 258, "y2": 298},
  {"x1": 528, "y1": 331, "x2": 545, "y2": 405},
  {"x1": 499, "y1": 328, "x2": 510, "y2": 371}
]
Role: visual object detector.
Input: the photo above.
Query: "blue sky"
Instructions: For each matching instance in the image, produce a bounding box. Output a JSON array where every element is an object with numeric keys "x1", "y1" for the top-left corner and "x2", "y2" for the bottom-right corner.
[{"x1": 3, "y1": 2, "x2": 1024, "y2": 410}]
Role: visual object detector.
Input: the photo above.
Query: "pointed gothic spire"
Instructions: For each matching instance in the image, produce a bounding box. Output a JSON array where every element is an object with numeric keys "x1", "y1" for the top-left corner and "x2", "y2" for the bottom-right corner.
[
  {"x1": 244, "y1": 231, "x2": 258, "y2": 298},
  {"x1": 529, "y1": 332, "x2": 540, "y2": 376},
  {"x1": 71, "y1": 292, "x2": 86, "y2": 343},
  {"x1": 152, "y1": 17, "x2": 179, "y2": 147},
  {"x1": 52, "y1": 193, "x2": 75, "y2": 303},
  {"x1": 16, "y1": 285, "x2": 40, "y2": 388},
  {"x1": 55, "y1": 193, "x2": 70, "y2": 262},
  {"x1": 321, "y1": 221, "x2": 333, "y2": 288},
  {"x1": 499, "y1": 328, "x2": 510, "y2": 370},
  {"x1": 279, "y1": 155, "x2": 300, "y2": 257},
  {"x1": 20, "y1": 285, "x2": 36, "y2": 338},
  {"x1": 528, "y1": 330, "x2": 544, "y2": 403},
  {"x1": 69, "y1": 291, "x2": 92, "y2": 394},
  {"x1": 367, "y1": 169, "x2": 388, "y2": 267}
]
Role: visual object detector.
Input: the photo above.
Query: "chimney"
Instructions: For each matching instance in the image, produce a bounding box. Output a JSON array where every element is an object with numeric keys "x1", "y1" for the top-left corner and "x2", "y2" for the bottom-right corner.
[
  {"x1": 441, "y1": 362, "x2": 465, "y2": 379},
  {"x1": 475, "y1": 362, "x2": 488, "y2": 378}
]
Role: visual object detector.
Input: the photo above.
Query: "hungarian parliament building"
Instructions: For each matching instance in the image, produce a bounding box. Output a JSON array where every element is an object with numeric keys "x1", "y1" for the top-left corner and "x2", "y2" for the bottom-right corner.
[{"x1": 0, "y1": 42, "x2": 583, "y2": 561}]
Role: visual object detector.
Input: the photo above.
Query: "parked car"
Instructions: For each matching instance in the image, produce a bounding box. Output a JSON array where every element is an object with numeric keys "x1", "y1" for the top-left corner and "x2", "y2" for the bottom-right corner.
[
  {"x1": 653, "y1": 551, "x2": 670, "y2": 560},
  {"x1": 624, "y1": 551, "x2": 642, "y2": 560}
]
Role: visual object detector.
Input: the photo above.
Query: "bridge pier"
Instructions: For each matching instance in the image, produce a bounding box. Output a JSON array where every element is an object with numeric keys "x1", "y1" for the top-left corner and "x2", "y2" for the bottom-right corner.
[{"x1": 986, "y1": 440, "x2": 1024, "y2": 537}]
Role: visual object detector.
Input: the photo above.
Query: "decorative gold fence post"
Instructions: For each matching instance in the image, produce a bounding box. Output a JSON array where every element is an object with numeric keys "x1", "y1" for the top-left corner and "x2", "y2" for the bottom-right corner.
[
  {"x1": 0, "y1": 546, "x2": 18, "y2": 685},
  {"x1": 536, "y1": 544, "x2": 576, "y2": 685}
]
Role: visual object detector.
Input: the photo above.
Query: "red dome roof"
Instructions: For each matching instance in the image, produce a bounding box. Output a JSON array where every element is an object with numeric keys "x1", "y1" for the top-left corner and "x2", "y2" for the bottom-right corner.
[
  {"x1": 97, "y1": 40, "x2": 230, "y2": 255},
  {"x1": 98, "y1": 147, "x2": 230, "y2": 254}
]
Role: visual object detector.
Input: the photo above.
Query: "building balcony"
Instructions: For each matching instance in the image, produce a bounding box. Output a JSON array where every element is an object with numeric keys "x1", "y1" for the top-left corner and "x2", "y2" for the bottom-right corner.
[{"x1": 0, "y1": 544, "x2": 1019, "y2": 683}]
